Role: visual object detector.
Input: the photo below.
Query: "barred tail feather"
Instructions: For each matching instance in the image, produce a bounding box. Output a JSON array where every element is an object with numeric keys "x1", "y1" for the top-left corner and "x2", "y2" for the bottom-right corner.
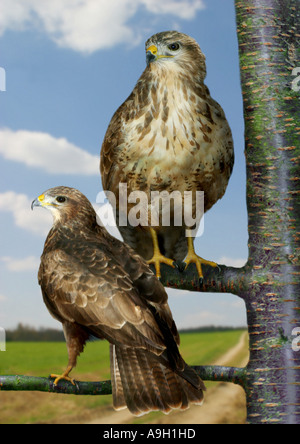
[
  {"x1": 109, "y1": 344, "x2": 126, "y2": 411},
  {"x1": 110, "y1": 345, "x2": 204, "y2": 416}
]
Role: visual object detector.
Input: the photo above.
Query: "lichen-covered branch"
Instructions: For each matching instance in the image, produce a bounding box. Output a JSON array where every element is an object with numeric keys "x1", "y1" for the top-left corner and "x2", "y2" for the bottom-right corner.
[
  {"x1": 0, "y1": 366, "x2": 247, "y2": 396},
  {"x1": 0, "y1": 375, "x2": 112, "y2": 396},
  {"x1": 194, "y1": 366, "x2": 247, "y2": 388},
  {"x1": 152, "y1": 262, "x2": 249, "y2": 298}
]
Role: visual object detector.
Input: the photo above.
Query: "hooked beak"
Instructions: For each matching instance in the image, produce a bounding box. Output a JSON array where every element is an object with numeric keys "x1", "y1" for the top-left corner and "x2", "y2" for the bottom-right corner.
[
  {"x1": 31, "y1": 198, "x2": 40, "y2": 210},
  {"x1": 146, "y1": 44, "x2": 158, "y2": 66},
  {"x1": 31, "y1": 194, "x2": 46, "y2": 210}
]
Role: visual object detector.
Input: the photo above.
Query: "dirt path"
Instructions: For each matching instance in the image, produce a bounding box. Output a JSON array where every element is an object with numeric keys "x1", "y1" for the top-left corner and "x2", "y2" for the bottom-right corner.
[
  {"x1": 213, "y1": 330, "x2": 248, "y2": 366},
  {"x1": 88, "y1": 331, "x2": 248, "y2": 425}
]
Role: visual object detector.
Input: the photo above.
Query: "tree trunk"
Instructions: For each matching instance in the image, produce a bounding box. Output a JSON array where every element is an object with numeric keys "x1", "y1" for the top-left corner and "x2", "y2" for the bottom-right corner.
[{"x1": 234, "y1": 0, "x2": 300, "y2": 424}]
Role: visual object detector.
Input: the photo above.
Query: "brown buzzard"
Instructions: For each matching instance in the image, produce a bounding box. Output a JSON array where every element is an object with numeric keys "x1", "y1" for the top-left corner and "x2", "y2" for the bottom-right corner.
[
  {"x1": 101, "y1": 31, "x2": 234, "y2": 278},
  {"x1": 32, "y1": 186, "x2": 205, "y2": 416}
]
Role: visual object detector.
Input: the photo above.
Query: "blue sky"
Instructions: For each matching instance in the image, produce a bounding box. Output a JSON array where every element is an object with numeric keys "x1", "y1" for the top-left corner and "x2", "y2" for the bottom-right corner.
[{"x1": 0, "y1": 0, "x2": 248, "y2": 331}]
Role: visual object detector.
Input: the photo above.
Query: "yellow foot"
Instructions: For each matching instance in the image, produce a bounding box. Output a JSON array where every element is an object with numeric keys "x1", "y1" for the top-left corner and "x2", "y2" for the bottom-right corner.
[
  {"x1": 147, "y1": 253, "x2": 175, "y2": 279},
  {"x1": 147, "y1": 227, "x2": 175, "y2": 278},
  {"x1": 184, "y1": 252, "x2": 218, "y2": 279},
  {"x1": 50, "y1": 366, "x2": 75, "y2": 386}
]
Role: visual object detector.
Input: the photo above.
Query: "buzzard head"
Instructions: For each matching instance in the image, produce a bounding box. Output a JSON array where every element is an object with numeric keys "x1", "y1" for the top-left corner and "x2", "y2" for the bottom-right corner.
[
  {"x1": 31, "y1": 186, "x2": 94, "y2": 225},
  {"x1": 145, "y1": 30, "x2": 206, "y2": 79}
]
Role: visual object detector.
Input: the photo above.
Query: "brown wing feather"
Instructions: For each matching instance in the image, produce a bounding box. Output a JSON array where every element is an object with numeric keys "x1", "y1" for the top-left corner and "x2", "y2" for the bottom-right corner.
[
  {"x1": 40, "y1": 247, "x2": 168, "y2": 355},
  {"x1": 100, "y1": 93, "x2": 135, "y2": 192}
]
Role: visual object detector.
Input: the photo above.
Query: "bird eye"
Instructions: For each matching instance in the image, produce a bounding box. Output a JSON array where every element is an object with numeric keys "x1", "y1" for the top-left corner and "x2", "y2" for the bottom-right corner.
[
  {"x1": 56, "y1": 196, "x2": 66, "y2": 203},
  {"x1": 168, "y1": 43, "x2": 180, "y2": 51}
]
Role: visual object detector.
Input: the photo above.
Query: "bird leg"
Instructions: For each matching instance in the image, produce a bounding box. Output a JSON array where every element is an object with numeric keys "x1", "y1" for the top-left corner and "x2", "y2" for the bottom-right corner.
[
  {"x1": 147, "y1": 227, "x2": 175, "y2": 278},
  {"x1": 50, "y1": 322, "x2": 89, "y2": 386},
  {"x1": 184, "y1": 229, "x2": 218, "y2": 279}
]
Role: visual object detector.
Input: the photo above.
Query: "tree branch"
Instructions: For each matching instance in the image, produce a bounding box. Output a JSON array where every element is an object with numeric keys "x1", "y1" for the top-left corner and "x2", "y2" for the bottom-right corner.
[
  {"x1": 151, "y1": 262, "x2": 249, "y2": 298},
  {"x1": 0, "y1": 366, "x2": 247, "y2": 395},
  {"x1": 0, "y1": 375, "x2": 112, "y2": 396},
  {"x1": 194, "y1": 366, "x2": 247, "y2": 388}
]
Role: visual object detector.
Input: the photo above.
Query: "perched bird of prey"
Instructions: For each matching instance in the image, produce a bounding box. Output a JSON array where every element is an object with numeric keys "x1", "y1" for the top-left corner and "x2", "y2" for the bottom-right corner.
[
  {"x1": 101, "y1": 31, "x2": 234, "y2": 278},
  {"x1": 32, "y1": 186, "x2": 205, "y2": 416}
]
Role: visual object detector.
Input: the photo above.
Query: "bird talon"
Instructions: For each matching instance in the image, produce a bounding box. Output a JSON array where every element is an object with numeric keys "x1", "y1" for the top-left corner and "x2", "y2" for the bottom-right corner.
[
  {"x1": 50, "y1": 366, "x2": 75, "y2": 386},
  {"x1": 51, "y1": 374, "x2": 76, "y2": 386},
  {"x1": 184, "y1": 229, "x2": 218, "y2": 279},
  {"x1": 174, "y1": 260, "x2": 186, "y2": 273},
  {"x1": 147, "y1": 228, "x2": 175, "y2": 278},
  {"x1": 184, "y1": 254, "x2": 218, "y2": 279},
  {"x1": 147, "y1": 255, "x2": 175, "y2": 279}
]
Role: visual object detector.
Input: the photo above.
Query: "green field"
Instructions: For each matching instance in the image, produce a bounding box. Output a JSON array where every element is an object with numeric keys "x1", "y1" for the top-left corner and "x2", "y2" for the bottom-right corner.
[{"x1": 0, "y1": 330, "x2": 248, "y2": 424}]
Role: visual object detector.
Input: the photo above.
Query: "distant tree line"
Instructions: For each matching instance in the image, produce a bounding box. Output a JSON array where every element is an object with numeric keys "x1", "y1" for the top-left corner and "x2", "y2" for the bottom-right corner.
[
  {"x1": 6, "y1": 323, "x2": 64, "y2": 342},
  {"x1": 5, "y1": 323, "x2": 246, "y2": 342},
  {"x1": 179, "y1": 325, "x2": 246, "y2": 334}
]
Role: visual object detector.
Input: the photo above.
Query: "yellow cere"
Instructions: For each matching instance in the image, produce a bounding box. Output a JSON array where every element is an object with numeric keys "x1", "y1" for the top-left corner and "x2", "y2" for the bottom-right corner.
[
  {"x1": 147, "y1": 45, "x2": 158, "y2": 55},
  {"x1": 38, "y1": 194, "x2": 45, "y2": 202}
]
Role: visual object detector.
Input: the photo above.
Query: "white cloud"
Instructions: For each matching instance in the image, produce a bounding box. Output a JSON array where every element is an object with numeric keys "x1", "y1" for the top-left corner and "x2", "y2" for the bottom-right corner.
[
  {"x1": 0, "y1": 256, "x2": 40, "y2": 272},
  {"x1": 217, "y1": 256, "x2": 247, "y2": 268},
  {"x1": 0, "y1": 129, "x2": 99, "y2": 175},
  {"x1": 0, "y1": 0, "x2": 205, "y2": 53},
  {"x1": 0, "y1": 191, "x2": 52, "y2": 236}
]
